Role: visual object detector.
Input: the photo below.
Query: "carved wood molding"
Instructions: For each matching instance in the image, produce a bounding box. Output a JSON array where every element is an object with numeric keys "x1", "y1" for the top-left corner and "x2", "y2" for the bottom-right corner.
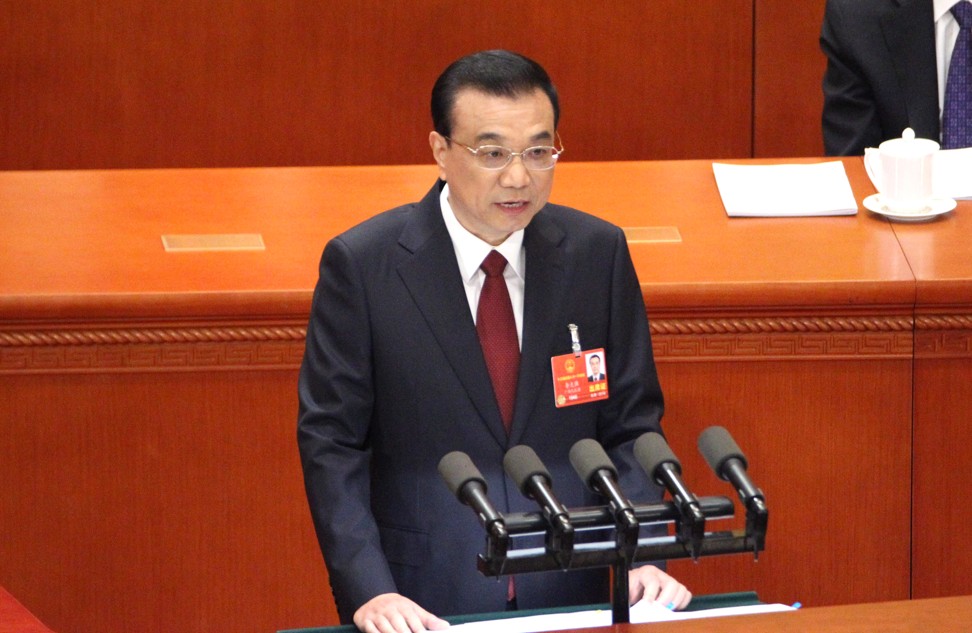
[
  {"x1": 0, "y1": 341, "x2": 307, "y2": 373},
  {"x1": 914, "y1": 314, "x2": 972, "y2": 331},
  {"x1": 914, "y1": 315, "x2": 972, "y2": 359},
  {"x1": 0, "y1": 325, "x2": 305, "y2": 347},
  {"x1": 650, "y1": 315, "x2": 914, "y2": 335},
  {"x1": 1, "y1": 313, "x2": 923, "y2": 372},
  {"x1": 0, "y1": 325, "x2": 306, "y2": 373},
  {"x1": 650, "y1": 315, "x2": 914, "y2": 361}
]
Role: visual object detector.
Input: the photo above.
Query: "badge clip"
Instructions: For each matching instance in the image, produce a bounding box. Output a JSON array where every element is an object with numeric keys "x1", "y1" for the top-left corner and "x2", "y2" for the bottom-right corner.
[{"x1": 568, "y1": 323, "x2": 581, "y2": 357}]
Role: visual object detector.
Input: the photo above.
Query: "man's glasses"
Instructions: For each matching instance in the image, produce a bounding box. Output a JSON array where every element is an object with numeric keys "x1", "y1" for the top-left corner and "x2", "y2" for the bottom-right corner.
[{"x1": 444, "y1": 134, "x2": 564, "y2": 171}]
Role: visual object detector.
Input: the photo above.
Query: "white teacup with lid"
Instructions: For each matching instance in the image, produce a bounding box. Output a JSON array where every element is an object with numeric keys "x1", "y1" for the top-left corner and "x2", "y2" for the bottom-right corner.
[{"x1": 878, "y1": 128, "x2": 939, "y2": 214}]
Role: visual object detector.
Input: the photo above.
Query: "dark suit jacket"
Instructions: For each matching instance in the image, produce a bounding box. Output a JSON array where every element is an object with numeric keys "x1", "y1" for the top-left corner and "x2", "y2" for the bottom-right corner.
[
  {"x1": 297, "y1": 182, "x2": 665, "y2": 622},
  {"x1": 821, "y1": 0, "x2": 940, "y2": 156}
]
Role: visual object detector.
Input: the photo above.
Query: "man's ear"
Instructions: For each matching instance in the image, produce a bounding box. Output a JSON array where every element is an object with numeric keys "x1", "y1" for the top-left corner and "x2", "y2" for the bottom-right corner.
[{"x1": 429, "y1": 131, "x2": 449, "y2": 181}]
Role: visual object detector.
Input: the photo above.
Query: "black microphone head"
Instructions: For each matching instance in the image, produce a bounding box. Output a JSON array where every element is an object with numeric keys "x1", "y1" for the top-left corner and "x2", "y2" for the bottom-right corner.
[
  {"x1": 503, "y1": 445, "x2": 552, "y2": 496},
  {"x1": 569, "y1": 439, "x2": 617, "y2": 491},
  {"x1": 438, "y1": 451, "x2": 486, "y2": 500},
  {"x1": 697, "y1": 426, "x2": 748, "y2": 481},
  {"x1": 634, "y1": 432, "x2": 682, "y2": 482}
]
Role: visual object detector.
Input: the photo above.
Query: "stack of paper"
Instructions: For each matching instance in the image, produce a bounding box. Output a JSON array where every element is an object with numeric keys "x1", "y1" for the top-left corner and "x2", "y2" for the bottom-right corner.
[
  {"x1": 449, "y1": 602, "x2": 797, "y2": 632},
  {"x1": 712, "y1": 161, "x2": 859, "y2": 217}
]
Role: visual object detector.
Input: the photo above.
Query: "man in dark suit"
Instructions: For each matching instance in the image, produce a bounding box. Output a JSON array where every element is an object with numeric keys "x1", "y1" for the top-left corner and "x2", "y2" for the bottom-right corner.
[
  {"x1": 820, "y1": 0, "x2": 940, "y2": 155},
  {"x1": 297, "y1": 50, "x2": 690, "y2": 633}
]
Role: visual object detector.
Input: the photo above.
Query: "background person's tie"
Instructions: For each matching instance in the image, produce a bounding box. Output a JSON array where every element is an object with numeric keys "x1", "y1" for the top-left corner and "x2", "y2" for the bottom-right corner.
[
  {"x1": 476, "y1": 250, "x2": 519, "y2": 434},
  {"x1": 943, "y1": 2, "x2": 972, "y2": 149}
]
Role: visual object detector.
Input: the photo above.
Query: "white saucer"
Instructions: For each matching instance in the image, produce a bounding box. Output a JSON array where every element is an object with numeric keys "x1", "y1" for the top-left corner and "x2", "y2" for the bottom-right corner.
[{"x1": 863, "y1": 194, "x2": 957, "y2": 222}]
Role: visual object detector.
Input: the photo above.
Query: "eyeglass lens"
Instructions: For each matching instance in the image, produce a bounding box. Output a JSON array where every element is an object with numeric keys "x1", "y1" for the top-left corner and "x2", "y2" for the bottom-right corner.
[{"x1": 477, "y1": 146, "x2": 558, "y2": 170}]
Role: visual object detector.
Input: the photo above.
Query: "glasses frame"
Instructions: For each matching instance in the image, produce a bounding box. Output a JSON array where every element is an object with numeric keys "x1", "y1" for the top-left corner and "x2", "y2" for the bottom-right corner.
[{"x1": 444, "y1": 133, "x2": 565, "y2": 171}]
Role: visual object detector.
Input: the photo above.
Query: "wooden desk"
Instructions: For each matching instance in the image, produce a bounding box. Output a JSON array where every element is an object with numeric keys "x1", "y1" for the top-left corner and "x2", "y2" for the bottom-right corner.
[
  {"x1": 892, "y1": 208, "x2": 972, "y2": 599},
  {"x1": 0, "y1": 166, "x2": 437, "y2": 633},
  {"x1": 0, "y1": 160, "x2": 965, "y2": 633}
]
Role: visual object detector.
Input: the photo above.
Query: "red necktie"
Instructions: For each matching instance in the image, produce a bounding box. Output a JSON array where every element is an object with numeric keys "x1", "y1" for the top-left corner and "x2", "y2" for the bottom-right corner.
[
  {"x1": 477, "y1": 251, "x2": 521, "y2": 605},
  {"x1": 476, "y1": 250, "x2": 520, "y2": 433}
]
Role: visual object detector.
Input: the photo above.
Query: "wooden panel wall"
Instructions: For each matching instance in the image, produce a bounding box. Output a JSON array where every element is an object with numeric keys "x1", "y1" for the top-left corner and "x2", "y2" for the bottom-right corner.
[
  {"x1": 911, "y1": 354, "x2": 972, "y2": 598},
  {"x1": 0, "y1": 160, "x2": 926, "y2": 633},
  {"x1": 754, "y1": 0, "x2": 829, "y2": 157},
  {"x1": 1, "y1": 368, "x2": 334, "y2": 633},
  {"x1": 1, "y1": 1, "x2": 767, "y2": 170},
  {"x1": 894, "y1": 212, "x2": 972, "y2": 600}
]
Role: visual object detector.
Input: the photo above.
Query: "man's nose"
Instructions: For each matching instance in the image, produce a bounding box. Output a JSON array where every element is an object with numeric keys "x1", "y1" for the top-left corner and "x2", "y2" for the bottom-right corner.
[{"x1": 498, "y1": 154, "x2": 531, "y2": 187}]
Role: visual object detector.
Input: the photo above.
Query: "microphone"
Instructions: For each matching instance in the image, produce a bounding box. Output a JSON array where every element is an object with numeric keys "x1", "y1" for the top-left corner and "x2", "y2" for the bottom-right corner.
[
  {"x1": 634, "y1": 432, "x2": 705, "y2": 559},
  {"x1": 697, "y1": 426, "x2": 767, "y2": 557},
  {"x1": 438, "y1": 451, "x2": 508, "y2": 544},
  {"x1": 503, "y1": 445, "x2": 574, "y2": 566},
  {"x1": 697, "y1": 426, "x2": 766, "y2": 514},
  {"x1": 569, "y1": 439, "x2": 639, "y2": 561},
  {"x1": 569, "y1": 439, "x2": 638, "y2": 529},
  {"x1": 634, "y1": 432, "x2": 704, "y2": 519}
]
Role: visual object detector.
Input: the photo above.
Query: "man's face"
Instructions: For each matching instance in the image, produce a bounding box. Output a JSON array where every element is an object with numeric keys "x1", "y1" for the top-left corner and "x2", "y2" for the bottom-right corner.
[
  {"x1": 589, "y1": 356, "x2": 600, "y2": 374},
  {"x1": 430, "y1": 87, "x2": 556, "y2": 246}
]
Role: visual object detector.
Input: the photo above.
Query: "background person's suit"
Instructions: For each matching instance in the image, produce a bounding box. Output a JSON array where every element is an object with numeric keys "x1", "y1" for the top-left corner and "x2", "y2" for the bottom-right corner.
[
  {"x1": 297, "y1": 181, "x2": 666, "y2": 622},
  {"x1": 821, "y1": 0, "x2": 939, "y2": 156}
]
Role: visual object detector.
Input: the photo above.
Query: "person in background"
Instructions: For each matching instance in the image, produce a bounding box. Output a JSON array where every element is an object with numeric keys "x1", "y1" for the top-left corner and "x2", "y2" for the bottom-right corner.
[
  {"x1": 297, "y1": 49, "x2": 691, "y2": 633},
  {"x1": 821, "y1": 0, "x2": 972, "y2": 155}
]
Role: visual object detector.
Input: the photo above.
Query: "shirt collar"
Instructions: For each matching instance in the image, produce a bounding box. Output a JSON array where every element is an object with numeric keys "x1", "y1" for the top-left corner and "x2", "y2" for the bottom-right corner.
[
  {"x1": 935, "y1": 0, "x2": 970, "y2": 22},
  {"x1": 439, "y1": 183, "x2": 525, "y2": 284}
]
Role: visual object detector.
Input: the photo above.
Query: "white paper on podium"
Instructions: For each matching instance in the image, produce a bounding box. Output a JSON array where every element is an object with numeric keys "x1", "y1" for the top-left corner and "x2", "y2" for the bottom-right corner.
[
  {"x1": 449, "y1": 601, "x2": 797, "y2": 632},
  {"x1": 712, "y1": 161, "x2": 858, "y2": 217},
  {"x1": 864, "y1": 147, "x2": 972, "y2": 200}
]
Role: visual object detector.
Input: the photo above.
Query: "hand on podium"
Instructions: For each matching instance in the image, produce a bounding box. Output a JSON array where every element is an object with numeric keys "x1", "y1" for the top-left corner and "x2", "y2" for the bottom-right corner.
[
  {"x1": 628, "y1": 565, "x2": 692, "y2": 611},
  {"x1": 353, "y1": 592, "x2": 449, "y2": 633}
]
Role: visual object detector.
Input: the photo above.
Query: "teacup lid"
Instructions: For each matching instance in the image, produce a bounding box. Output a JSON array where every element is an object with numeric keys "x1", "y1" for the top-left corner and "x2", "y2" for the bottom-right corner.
[{"x1": 879, "y1": 127, "x2": 940, "y2": 157}]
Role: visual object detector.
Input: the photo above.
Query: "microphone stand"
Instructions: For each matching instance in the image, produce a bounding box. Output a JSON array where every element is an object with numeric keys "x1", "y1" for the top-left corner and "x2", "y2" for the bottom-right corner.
[
  {"x1": 473, "y1": 495, "x2": 766, "y2": 625},
  {"x1": 612, "y1": 554, "x2": 631, "y2": 624},
  {"x1": 610, "y1": 506, "x2": 639, "y2": 623}
]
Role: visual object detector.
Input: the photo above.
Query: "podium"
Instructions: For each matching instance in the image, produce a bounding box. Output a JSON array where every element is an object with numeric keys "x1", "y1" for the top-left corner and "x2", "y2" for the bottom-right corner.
[{"x1": 279, "y1": 595, "x2": 972, "y2": 633}]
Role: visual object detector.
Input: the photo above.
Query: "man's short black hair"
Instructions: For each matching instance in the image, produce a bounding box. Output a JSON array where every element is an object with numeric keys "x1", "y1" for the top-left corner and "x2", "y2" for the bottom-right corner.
[{"x1": 431, "y1": 49, "x2": 560, "y2": 139}]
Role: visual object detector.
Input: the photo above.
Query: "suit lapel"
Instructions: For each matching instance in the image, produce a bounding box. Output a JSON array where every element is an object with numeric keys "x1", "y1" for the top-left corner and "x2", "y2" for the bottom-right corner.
[
  {"x1": 509, "y1": 211, "x2": 567, "y2": 445},
  {"x1": 883, "y1": 0, "x2": 941, "y2": 139},
  {"x1": 396, "y1": 184, "x2": 509, "y2": 447}
]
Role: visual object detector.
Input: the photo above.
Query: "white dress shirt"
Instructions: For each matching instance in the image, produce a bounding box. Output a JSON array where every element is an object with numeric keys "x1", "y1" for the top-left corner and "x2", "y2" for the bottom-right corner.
[{"x1": 440, "y1": 184, "x2": 525, "y2": 348}]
